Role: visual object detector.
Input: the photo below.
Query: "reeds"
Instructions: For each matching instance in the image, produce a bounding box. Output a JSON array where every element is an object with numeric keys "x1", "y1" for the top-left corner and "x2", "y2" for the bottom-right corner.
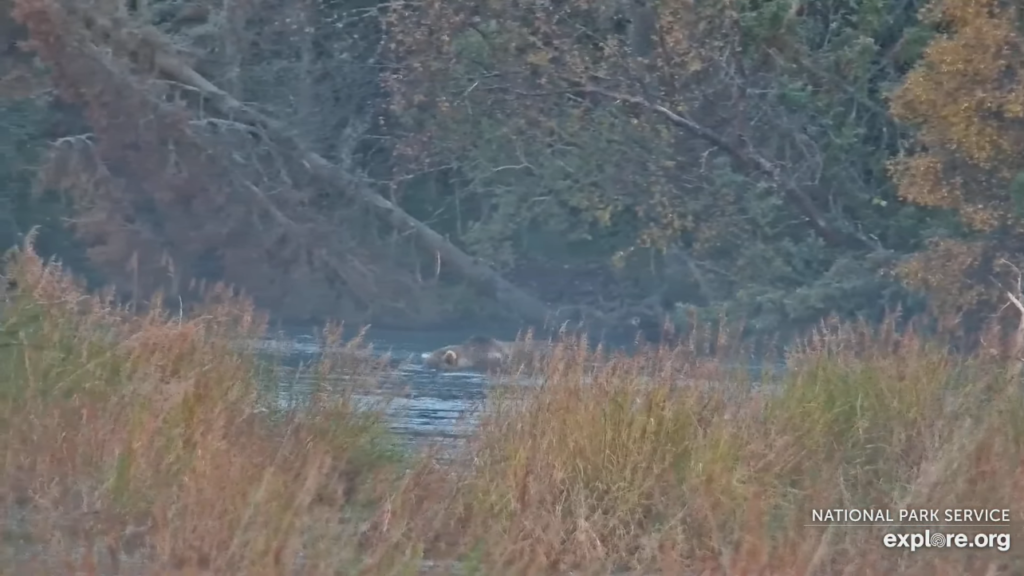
[
  {"x1": 0, "y1": 241, "x2": 402, "y2": 574},
  {"x1": 1, "y1": 240, "x2": 1022, "y2": 575}
]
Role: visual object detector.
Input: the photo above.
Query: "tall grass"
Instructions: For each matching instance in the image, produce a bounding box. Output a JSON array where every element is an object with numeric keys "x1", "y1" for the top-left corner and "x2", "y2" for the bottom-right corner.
[
  {"x1": 0, "y1": 242, "x2": 402, "y2": 574},
  {"x1": 1, "y1": 240, "x2": 1023, "y2": 575}
]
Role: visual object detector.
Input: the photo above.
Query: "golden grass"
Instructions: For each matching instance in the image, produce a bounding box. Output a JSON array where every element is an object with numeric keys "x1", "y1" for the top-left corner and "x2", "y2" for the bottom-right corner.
[{"x1": 1, "y1": 240, "x2": 1023, "y2": 575}]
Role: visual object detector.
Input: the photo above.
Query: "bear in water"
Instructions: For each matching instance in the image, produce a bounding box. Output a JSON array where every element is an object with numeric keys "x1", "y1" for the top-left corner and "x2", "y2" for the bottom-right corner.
[{"x1": 422, "y1": 335, "x2": 553, "y2": 373}]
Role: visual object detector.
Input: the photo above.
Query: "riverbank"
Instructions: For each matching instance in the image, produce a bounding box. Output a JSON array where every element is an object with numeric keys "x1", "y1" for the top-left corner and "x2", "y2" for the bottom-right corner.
[{"x1": 1, "y1": 245, "x2": 1022, "y2": 575}]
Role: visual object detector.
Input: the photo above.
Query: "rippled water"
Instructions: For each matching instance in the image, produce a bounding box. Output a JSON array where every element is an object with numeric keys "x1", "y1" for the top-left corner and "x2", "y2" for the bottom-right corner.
[
  {"x1": 255, "y1": 328, "x2": 781, "y2": 447},
  {"x1": 256, "y1": 328, "x2": 525, "y2": 443}
]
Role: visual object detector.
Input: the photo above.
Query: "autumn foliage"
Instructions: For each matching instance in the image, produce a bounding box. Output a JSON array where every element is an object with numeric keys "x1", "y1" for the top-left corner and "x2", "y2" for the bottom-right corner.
[
  {"x1": 7, "y1": 0, "x2": 455, "y2": 328},
  {"x1": 2, "y1": 240, "x2": 1024, "y2": 574},
  {"x1": 2, "y1": 0, "x2": 1024, "y2": 335},
  {"x1": 380, "y1": 0, "x2": 928, "y2": 333},
  {"x1": 891, "y1": 0, "x2": 1024, "y2": 320},
  {"x1": 6, "y1": 0, "x2": 1024, "y2": 570}
]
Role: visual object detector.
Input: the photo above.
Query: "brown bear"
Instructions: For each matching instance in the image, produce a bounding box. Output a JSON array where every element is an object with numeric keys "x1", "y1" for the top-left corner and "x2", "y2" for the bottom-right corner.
[{"x1": 421, "y1": 335, "x2": 553, "y2": 373}]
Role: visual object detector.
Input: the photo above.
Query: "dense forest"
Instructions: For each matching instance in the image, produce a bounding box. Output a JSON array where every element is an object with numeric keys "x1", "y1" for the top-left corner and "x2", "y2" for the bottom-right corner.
[{"x1": 1, "y1": 0, "x2": 1022, "y2": 342}]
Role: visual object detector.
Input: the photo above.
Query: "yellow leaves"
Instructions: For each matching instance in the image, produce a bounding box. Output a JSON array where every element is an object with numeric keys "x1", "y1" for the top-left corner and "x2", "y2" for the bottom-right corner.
[
  {"x1": 611, "y1": 248, "x2": 634, "y2": 270},
  {"x1": 887, "y1": 0, "x2": 1024, "y2": 316},
  {"x1": 892, "y1": 38, "x2": 1023, "y2": 165},
  {"x1": 889, "y1": 155, "x2": 961, "y2": 209},
  {"x1": 890, "y1": 0, "x2": 1024, "y2": 232},
  {"x1": 960, "y1": 203, "x2": 1004, "y2": 232},
  {"x1": 922, "y1": 0, "x2": 1005, "y2": 28},
  {"x1": 635, "y1": 197, "x2": 687, "y2": 253},
  {"x1": 565, "y1": 190, "x2": 622, "y2": 230},
  {"x1": 891, "y1": 1, "x2": 1024, "y2": 142},
  {"x1": 594, "y1": 205, "x2": 615, "y2": 226},
  {"x1": 1004, "y1": 96, "x2": 1024, "y2": 118},
  {"x1": 526, "y1": 50, "x2": 551, "y2": 67},
  {"x1": 897, "y1": 238, "x2": 992, "y2": 316}
]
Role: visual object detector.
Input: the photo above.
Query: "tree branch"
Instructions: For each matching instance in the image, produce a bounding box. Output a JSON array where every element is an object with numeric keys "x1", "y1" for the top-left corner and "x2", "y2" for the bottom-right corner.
[
  {"x1": 997, "y1": 259, "x2": 1024, "y2": 379},
  {"x1": 579, "y1": 85, "x2": 874, "y2": 251},
  {"x1": 41, "y1": 2, "x2": 572, "y2": 329}
]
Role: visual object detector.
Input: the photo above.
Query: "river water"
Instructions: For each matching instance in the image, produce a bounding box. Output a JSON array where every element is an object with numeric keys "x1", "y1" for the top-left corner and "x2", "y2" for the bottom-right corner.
[
  {"x1": 257, "y1": 327, "x2": 559, "y2": 445},
  {"x1": 256, "y1": 327, "x2": 778, "y2": 447}
]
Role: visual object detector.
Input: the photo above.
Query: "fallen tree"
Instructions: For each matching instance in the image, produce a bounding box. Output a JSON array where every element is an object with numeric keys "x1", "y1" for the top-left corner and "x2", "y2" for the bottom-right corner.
[{"x1": 10, "y1": 0, "x2": 636, "y2": 332}]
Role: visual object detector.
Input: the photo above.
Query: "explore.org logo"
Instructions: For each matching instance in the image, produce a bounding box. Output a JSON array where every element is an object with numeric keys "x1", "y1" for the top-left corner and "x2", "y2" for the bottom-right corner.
[
  {"x1": 883, "y1": 530, "x2": 1011, "y2": 553},
  {"x1": 807, "y1": 508, "x2": 1013, "y2": 553}
]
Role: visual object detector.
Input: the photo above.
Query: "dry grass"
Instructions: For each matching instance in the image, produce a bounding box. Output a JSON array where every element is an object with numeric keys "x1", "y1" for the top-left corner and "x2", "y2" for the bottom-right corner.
[{"x1": 1, "y1": 240, "x2": 1023, "y2": 575}]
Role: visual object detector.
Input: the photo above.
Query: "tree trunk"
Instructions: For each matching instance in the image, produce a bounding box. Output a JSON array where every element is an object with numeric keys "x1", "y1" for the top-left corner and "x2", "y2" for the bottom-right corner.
[
  {"x1": 149, "y1": 45, "x2": 562, "y2": 328},
  {"x1": 15, "y1": 0, "x2": 570, "y2": 330}
]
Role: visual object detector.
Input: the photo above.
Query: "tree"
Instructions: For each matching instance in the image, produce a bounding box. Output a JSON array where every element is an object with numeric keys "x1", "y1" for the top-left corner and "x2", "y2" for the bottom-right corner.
[
  {"x1": 7, "y1": 0, "x2": 422, "y2": 326},
  {"x1": 383, "y1": 0, "x2": 927, "y2": 336},
  {"x1": 8, "y1": 0, "x2": 569, "y2": 330},
  {"x1": 0, "y1": 4, "x2": 98, "y2": 277},
  {"x1": 890, "y1": 0, "x2": 1024, "y2": 328}
]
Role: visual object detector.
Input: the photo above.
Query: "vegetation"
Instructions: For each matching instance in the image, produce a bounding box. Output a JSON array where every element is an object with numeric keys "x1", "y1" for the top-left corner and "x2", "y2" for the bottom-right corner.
[
  {"x1": 891, "y1": 0, "x2": 1024, "y2": 327},
  {"x1": 0, "y1": 0, "x2": 1019, "y2": 340},
  {"x1": 2, "y1": 1, "x2": 1023, "y2": 573},
  {"x1": 0, "y1": 240, "x2": 403, "y2": 573},
  {"x1": 2, "y1": 243, "x2": 1022, "y2": 575}
]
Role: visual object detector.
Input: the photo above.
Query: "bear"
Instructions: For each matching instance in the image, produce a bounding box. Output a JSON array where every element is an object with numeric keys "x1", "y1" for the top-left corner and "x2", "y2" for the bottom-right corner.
[{"x1": 421, "y1": 335, "x2": 553, "y2": 373}]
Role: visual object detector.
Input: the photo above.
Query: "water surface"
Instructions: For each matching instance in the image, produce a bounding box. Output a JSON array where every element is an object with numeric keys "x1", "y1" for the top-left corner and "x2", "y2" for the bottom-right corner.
[
  {"x1": 254, "y1": 328, "x2": 779, "y2": 445},
  {"x1": 257, "y1": 328, "x2": 503, "y2": 443}
]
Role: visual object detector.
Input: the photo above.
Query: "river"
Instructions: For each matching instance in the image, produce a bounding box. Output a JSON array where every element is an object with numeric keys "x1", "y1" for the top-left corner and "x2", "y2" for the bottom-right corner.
[
  {"x1": 256, "y1": 327, "x2": 778, "y2": 447},
  {"x1": 256, "y1": 326, "x2": 594, "y2": 445}
]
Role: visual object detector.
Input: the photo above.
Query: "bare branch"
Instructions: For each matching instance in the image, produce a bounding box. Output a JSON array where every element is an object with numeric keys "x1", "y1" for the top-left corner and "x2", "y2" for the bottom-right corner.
[{"x1": 577, "y1": 85, "x2": 874, "y2": 251}]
